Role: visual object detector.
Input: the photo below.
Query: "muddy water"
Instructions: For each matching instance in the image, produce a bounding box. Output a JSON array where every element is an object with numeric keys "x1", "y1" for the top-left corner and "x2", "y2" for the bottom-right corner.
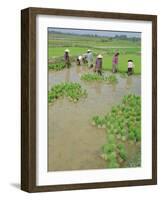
[{"x1": 48, "y1": 65, "x2": 141, "y2": 171}]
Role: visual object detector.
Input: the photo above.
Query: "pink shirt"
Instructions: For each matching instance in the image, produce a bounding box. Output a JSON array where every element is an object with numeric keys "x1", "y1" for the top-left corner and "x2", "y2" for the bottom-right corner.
[
  {"x1": 95, "y1": 58, "x2": 102, "y2": 69},
  {"x1": 64, "y1": 52, "x2": 69, "y2": 61},
  {"x1": 112, "y1": 55, "x2": 118, "y2": 64}
]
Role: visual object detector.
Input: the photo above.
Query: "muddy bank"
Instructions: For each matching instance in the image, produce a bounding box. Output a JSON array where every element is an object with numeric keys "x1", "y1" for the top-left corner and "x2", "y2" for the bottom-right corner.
[{"x1": 48, "y1": 66, "x2": 141, "y2": 171}]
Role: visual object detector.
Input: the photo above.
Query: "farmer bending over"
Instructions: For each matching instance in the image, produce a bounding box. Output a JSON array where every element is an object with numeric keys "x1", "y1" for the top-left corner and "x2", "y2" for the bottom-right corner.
[
  {"x1": 127, "y1": 60, "x2": 135, "y2": 75},
  {"x1": 64, "y1": 49, "x2": 70, "y2": 68},
  {"x1": 76, "y1": 55, "x2": 82, "y2": 65},
  {"x1": 82, "y1": 53, "x2": 88, "y2": 64},
  {"x1": 112, "y1": 52, "x2": 119, "y2": 73},
  {"x1": 95, "y1": 54, "x2": 103, "y2": 75}
]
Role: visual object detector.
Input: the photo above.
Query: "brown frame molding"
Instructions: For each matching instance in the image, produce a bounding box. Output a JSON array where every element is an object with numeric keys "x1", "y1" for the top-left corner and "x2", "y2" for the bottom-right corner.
[{"x1": 21, "y1": 7, "x2": 157, "y2": 192}]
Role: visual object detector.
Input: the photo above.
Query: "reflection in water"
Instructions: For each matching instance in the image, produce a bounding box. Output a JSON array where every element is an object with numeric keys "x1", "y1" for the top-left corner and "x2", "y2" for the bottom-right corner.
[
  {"x1": 76, "y1": 65, "x2": 80, "y2": 74},
  {"x1": 111, "y1": 83, "x2": 116, "y2": 92},
  {"x1": 48, "y1": 65, "x2": 141, "y2": 171},
  {"x1": 93, "y1": 82, "x2": 102, "y2": 95},
  {"x1": 65, "y1": 67, "x2": 70, "y2": 82},
  {"x1": 126, "y1": 76, "x2": 133, "y2": 89}
]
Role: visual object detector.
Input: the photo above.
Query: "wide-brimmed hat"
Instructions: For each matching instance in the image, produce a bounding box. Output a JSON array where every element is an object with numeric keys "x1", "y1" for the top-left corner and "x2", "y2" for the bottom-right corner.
[
  {"x1": 97, "y1": 54, "x2": 103, "y2": 58},
  {"x1": 65, "y1": 49, "x2": 70, "y2": 52},
  {"x1": 87, "y1": 49, "x2": 91, "y2": 52}
]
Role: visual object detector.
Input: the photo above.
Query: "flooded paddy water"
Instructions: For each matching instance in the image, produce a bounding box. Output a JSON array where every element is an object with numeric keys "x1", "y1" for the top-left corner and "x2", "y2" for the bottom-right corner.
[{"x1": 48, "y1": 65, "x2": 141, "y2": 171}]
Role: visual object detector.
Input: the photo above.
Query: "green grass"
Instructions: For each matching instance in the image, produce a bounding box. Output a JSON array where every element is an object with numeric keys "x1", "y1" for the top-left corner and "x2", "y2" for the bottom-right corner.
[
  {"x1": 103, "y1": 54, "x2": 141, "y2": 74},
  {"x1": 48, "y1": 47, "x2": 88, "y2": 58}
]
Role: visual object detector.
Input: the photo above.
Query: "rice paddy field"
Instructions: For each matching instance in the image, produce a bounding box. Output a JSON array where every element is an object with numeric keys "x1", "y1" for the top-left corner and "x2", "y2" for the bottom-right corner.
[
  {"x1": 48, "y1": 32, "x2": 141, "y2": 74},
  {"x1": 48, "y1": 30, "x2": 141, "y2": 171}
]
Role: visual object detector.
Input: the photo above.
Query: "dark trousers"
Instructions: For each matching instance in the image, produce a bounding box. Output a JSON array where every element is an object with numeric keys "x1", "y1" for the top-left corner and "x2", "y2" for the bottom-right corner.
[
  {"x1": 127, "y1": 68, "x2": 133, "y2": 75},
  {"x1": 97, "y1": 70, "x2": 102, "y2": 75},
  {"x1": 76, "y1": 59, "x2": 80, "y2": 65},
  {"x1": 65, "y1": 60, "x2": 70, "y2": 68}
]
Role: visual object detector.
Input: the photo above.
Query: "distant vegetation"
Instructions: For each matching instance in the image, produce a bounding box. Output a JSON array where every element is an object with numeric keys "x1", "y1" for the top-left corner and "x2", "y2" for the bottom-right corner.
[{"x1": 49, "y1": 30, "x2": 141, "y2": 41}]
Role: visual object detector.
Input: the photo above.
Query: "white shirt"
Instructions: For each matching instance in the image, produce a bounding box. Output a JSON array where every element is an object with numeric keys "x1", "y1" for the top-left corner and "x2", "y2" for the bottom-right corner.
[
  {"x1": 128, "y1": 61, "x2": 134, "y2": 68},
  {"x1": 87, "y1": 52, "x2": 93, "y2": 62},
  {"x1": 78, "y1": 56, "x2": 82, "y2": 60}
]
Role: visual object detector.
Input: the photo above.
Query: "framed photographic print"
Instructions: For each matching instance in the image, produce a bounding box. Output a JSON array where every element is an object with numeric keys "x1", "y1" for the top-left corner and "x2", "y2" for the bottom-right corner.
[{"x1": 21, "y1": 7, "x2": 157, "y2": 192}]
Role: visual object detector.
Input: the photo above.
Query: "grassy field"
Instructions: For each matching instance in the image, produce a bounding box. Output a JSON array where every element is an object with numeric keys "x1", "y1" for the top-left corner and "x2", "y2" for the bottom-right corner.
[{"x1": 48, "y1": 32, "x2": 141, "y2": 74}]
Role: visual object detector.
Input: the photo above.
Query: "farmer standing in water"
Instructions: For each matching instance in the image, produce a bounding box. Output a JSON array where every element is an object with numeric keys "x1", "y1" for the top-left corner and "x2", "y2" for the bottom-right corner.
[
  {"x1": 112, "y1": 52, "x2": 119, "y2": 73},
  {"x1": 64, "y1": 49, "x2": 70, "y2": 68},
  {"x1": 95, "y1": 54, "x2": 103, "y2": 75},
  {"x1": 87, "y1": 49, "x2": 94, "y2": 68}
]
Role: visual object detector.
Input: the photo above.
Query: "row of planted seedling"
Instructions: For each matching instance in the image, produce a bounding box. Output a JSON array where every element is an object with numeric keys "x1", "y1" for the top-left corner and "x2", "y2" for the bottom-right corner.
[
  {"x1": 48, "y1": 82, "x2": 87, "y2": 103},
  {"x1": 48, "y1": 62, "x2": 66, "y2": 71},
  {"x1": 48, "y1": 56, "x2": 78, "y2": 71},
  {"x1": 81, "y1": 73, "x2": 118, "y2": 84},
  {"x1": 101, "y1": 135, "x2": 127, "y2": 168},
  {"x1": 91, "y1": 94, "x2": 141, "y2": 168}
]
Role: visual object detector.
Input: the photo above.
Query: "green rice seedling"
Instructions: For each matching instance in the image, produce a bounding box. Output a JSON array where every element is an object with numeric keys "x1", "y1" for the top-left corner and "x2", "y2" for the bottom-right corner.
[
  {"x1": 107, "y1": 75, "x2": 118, "y2": 84},
  {"x1": 108, "y1": 157, "x2": 119, "y2": 168},
  {"x1": 48, "y1": 62, "x2": 65, "y2": 71},
  {"x1": 97, "y1": 117, "x2": 103, "y2": 128},
  {"x1": 134, "y1": 128, "x2": 141, "y2": 142},
  {"x1": 81, "y1": 73, "x2": 118, "y2": 84},
  {"x1": 100, "y1": 153, "x2": 108, "y2": 161},
  {"x1": 81, "y1": 73, "x2": 103, "y2": 81},
  {"x1": 121, "y1": 136, "x2": 127, "y2": 141},
  {"x1": 117, "y1": 143, "x2": 124, "y2": 149},
  {"x1": 117, "y1": 144, "x2": 127, "y2": 160},
  {"x1": 108, "y1": 151, "x2": 117, "y2": 159},
  {"x1": 118, "y1": 145, "x2": 127, "y2": 161},
  {"x1": 120, "y1": 73, "x2": 128, "y2": 78},
  {"x1": 128, "y1": 131, "x2": 136, "y2": 141},
  {"x1": 91, "y1": 116, "x2": 105, "y2": 127},
  {"x1": 91, "y1": 116, "x2": 99, "y2": 126},
  {"x1": 100, "y1": 118, "x2": 107, "y2": 128},
  {"x1": 48, "y1": 82, "x2": 87, "y2": 103},
  {"x1": 108, "y1": 134, "x2": 116, "y2": 143},
  {"x1": 117, "y1": 143, "x2": 125, "y2": 151},
  {"x1": 111, "y1": 107, "x2": 117, "y2": 113},
  {"x1": 120, "y1": 129, "x2": 126, "y2": 136},
  {"x1": 91, "y1": 94, "x2": 141, "y2": 168},
  {"x1": 116, "y1": 134, "x2": 121, "y2": 140},
  {"x1": 107, "y1": 128, "x2": 115, "y2": 135},
  {"x1": 102, "y1": 143, "x2": 116, "y2": 154}
]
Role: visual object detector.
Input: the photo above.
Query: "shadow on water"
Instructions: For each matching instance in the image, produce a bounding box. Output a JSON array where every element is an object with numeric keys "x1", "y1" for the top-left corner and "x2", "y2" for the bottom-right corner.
[{"x1": 48, "y1": 65, "x2": 141, "y2": 171}]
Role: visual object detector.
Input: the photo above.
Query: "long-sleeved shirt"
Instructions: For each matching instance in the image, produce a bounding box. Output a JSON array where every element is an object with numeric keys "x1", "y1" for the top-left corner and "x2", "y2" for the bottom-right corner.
[
  {"x1": 64, "y1": 53, "x2": 69, "y2": 61},
  {"x1": 112, "y1": 55, "x2": 118, "y2": 64},
  {"x1": 128, "y1": 61, "x2": 134, "y2": 68},
  {"x1": 95, "y1": 58, "x2": 102, "y2": 69},
  {"x1": 87, "y1": 52, "x2": 93, "y2": 62}
]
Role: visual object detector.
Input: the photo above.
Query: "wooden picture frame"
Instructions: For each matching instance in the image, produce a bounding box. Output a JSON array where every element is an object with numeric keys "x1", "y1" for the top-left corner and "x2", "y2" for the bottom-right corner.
[{"x1": 21, "y1": 7, "x2": 157, "y2": 192}]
